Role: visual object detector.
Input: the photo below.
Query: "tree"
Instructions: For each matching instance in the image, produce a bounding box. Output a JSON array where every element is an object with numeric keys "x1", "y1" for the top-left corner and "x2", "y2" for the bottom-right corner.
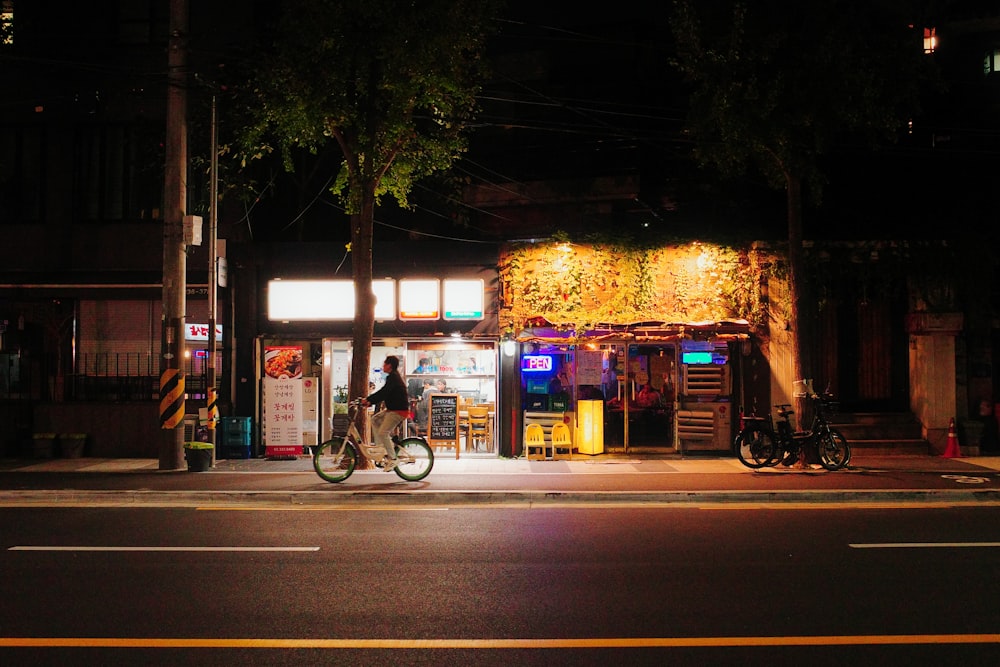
[
  {"x1": 670, "y1": 0, "x2": 934, "y2": 418},
  {"x1": 236, "y1": 0, "x2": 500, "y2": 461}
]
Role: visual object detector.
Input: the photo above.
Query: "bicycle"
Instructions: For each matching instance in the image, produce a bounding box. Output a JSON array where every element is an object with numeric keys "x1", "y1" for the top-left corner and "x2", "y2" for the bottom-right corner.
[
  {"x1": 313, "y1": 399, "x2": 434, "y2": 483},
  {"x1": 734, "y1": 384, "x2": 851, "y2": 471}
]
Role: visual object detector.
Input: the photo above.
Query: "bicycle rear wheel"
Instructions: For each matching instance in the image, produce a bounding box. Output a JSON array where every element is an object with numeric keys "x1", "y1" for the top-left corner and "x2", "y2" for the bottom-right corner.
[
  {"x1": 734, "y1": 426, "x2": 778, "y2": 469},
  {"x1": 817, "y1": 429, "x2": 851, "y2": 471},
  {"x1": 393, "y1": 437, "x2": 433, "y2": 481},
  {"x1": 313, "y1": 437, "x2": 358, "y2": 483}
]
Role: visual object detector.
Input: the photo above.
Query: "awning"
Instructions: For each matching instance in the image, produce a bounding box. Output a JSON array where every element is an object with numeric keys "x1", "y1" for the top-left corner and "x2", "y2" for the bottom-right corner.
[{"x1": 514, "y1": 319, "x2": 751, "y2": 345}]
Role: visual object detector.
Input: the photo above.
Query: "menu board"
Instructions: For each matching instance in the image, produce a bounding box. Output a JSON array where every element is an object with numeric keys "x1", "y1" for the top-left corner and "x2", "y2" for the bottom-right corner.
[{"x1": 428, "y1": 393, "x2": 460, "y2": 459}]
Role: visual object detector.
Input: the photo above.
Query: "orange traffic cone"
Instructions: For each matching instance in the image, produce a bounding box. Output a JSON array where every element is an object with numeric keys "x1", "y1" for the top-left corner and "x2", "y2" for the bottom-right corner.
[{"x1": 942, "y1": 417, "x2": 961, "y2": 458}]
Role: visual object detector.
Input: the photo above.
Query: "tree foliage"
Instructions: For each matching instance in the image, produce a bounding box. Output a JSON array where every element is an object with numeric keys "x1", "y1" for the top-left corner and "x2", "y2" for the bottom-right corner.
[
  {"x1": 670, "y1": 0, "x2": 933, "y2": 202},
  {"x1": 234, "y1": 0, "x2": 500, "y2": 459},
  {"x1": 669, "y1": 0, "x2": 935, "y2": 415},
  {"x1": 240, "y1": 0, "x2": 499, "y2": 211}
]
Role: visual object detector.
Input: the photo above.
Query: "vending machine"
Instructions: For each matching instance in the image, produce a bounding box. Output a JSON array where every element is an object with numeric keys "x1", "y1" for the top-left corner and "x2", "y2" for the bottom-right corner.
[{"x1": 674, "y1": 339, "x2": 734, "y2": 452}]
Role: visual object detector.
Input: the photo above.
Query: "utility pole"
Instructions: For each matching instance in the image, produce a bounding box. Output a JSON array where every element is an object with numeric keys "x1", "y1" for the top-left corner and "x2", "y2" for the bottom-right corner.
[
  {"x1": 160, "y1": 0, "x2": 189, "y2": 470},
  {"x1": 206, "y1": 95, "x2": 219, "y2": 446}
]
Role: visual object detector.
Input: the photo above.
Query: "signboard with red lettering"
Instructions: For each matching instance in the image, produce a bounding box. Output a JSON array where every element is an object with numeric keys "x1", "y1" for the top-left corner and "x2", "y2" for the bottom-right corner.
[
  {"x1": 184, "y1": 323, "x2": 223, "y2": 342},
  {"x1": 263, "y1": 346, "x2": 304, "y2": 456}
]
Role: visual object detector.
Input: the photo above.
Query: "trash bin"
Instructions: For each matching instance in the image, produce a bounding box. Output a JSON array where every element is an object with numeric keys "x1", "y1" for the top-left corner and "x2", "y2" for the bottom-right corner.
[{"x1": 184, "y1": 441, "x2": 214, "y2": 472}]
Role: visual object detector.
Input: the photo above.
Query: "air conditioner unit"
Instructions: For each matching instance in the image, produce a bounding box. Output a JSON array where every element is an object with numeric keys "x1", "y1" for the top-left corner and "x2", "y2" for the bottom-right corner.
[{"x1": 675, "y1": 401, "x2": 733, "y2": 453}]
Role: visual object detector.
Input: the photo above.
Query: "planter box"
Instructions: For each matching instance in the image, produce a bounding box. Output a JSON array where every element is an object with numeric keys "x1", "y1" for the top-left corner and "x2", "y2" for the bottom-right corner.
[
  {"x1": 31, "y1": 433, "x2": 56, "y2": 459},
  {"x1": 59, "y1": 433, "x2": 87, "y2": 458}
]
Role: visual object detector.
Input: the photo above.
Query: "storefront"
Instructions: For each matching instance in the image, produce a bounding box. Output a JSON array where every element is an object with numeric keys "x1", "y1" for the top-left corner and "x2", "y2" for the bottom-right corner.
[
  {"x1": 507, "y1": 322, "x2": 749, "y2": 456},
  {"x1": 252, "y1": 263, "x2": 500, "y2": 458},
  {"x1": 498, "y1": 240, "x2": 764, "y2": 458}
]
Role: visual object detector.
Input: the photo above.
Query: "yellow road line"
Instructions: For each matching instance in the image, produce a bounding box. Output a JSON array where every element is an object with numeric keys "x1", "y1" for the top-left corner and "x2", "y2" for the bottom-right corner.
[{"x1": 1, "y1": 635, "x2": 998, "y2": 649}]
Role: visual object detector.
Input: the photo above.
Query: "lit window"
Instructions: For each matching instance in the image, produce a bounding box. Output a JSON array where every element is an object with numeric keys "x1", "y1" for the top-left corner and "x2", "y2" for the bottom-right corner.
[
  {"x1": 1, "y1": 0, "x2": 13, "y2": 46},
  {"x1": 985, "y1": 49, "x2": 1000, "y2": 76},
  {"x1": 923, "y1": 27, "x2": 937, "y2": 54}
]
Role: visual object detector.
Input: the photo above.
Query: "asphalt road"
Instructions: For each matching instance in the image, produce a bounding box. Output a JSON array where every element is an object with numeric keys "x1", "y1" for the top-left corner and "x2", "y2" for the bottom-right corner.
[{"x1": 2, "y1": 504, "x2": 999, "y2": 665}]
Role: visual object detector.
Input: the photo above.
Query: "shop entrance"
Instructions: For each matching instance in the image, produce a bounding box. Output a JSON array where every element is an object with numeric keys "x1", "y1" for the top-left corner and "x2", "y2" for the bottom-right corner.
[{"x1": 601, "y1": 343, "x2": 676, "y2": 450}]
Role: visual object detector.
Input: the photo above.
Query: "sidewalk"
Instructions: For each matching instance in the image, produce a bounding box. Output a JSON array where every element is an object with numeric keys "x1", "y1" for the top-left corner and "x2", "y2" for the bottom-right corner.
[{"x1": 1, "y1": 453, "x2": 999, "y2": 507}]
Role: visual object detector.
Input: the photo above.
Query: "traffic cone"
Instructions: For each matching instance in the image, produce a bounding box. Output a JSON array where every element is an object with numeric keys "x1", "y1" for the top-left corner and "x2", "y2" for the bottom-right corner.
[{"x1": 942, "y1": 417, "x2": 961, "y2": 458}]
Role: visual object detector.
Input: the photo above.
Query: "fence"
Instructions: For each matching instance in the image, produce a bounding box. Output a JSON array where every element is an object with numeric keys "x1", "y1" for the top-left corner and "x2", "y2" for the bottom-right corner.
[{"x1": 1, "y1": 352, "x2": 215, "y2": 403}]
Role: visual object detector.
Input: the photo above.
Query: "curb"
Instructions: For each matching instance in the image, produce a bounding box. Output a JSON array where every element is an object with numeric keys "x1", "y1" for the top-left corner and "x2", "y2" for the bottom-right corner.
[{"x1": 3, "y1": 488, "x2": 1000, "y2": 508}]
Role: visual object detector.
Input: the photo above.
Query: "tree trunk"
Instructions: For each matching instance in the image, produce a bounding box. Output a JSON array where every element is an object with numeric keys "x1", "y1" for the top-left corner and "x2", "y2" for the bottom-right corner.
[
  {"x1": 786, "y1": 172, "x2": 812, "y2": 426},
  {"x1": 349, "y1": 184, "x2": 377, "y2": 466}
]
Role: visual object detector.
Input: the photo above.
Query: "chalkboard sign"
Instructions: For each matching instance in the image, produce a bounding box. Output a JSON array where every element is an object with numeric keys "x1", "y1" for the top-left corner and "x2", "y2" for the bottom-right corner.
[{"x1": 428, "y1": 393, "x2": 460, "y2": 459}]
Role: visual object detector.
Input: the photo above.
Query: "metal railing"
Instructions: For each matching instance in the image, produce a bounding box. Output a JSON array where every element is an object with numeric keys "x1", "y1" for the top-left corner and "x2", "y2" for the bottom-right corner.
[{"x1": 1, "y1": 352, "x2": 214, "y2": 403}]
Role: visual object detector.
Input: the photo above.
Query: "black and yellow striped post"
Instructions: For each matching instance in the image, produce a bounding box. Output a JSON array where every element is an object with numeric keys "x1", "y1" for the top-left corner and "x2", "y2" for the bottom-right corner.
[
  {"x1": 206, "y1": 387, "x2": 219, "y2": 432},
  {"x1": 159, "y1": 368, "x2": 185, "y2": 430}
]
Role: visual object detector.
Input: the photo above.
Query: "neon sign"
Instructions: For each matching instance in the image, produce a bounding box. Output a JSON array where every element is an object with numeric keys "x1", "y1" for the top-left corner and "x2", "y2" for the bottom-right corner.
[{"x1": 521, "y1": 354, "x2": 553, "y2": 372}]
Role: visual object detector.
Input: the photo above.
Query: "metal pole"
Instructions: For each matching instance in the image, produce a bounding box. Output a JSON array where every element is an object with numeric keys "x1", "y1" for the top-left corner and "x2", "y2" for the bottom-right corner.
[{"x1": 207, "y1": 95, "x2": 219, "y2": 448}]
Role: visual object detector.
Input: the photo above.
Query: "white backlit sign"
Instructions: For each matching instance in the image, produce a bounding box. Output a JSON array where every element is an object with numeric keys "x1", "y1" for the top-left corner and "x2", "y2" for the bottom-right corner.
[
  {"x1": 443, "y1": 279, "x2": 484, "y2": 320},
  {"x1": 268, "y1": 279, "x2": 395, "y2": 321},
  {"x1": 399, "y1": 279, "x2": 440, "y2": 320},
  {"x1": 185, "y1": 323, "x2": 223, "y2": 342}
]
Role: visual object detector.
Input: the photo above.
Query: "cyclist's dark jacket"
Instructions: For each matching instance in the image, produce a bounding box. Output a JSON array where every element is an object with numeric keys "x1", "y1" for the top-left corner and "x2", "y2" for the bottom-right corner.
[{"x1": 366, "y1": 372, "x2": 409, "y2": 411}]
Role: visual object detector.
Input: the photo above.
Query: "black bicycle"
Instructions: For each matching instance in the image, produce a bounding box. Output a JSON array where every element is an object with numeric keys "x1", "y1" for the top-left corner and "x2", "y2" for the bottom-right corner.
[{"x1": 734, "y1": 391, "x2": 851, "y2": 471}]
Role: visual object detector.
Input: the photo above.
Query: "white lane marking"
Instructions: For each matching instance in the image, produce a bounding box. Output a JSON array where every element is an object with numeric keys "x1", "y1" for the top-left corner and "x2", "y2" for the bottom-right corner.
[
  {"x1": 8, "y1": 546, "x2": 320, "y2": 552},
  {"x1": 850, "y1": 542, "x2": 1000, "y2": 549}
]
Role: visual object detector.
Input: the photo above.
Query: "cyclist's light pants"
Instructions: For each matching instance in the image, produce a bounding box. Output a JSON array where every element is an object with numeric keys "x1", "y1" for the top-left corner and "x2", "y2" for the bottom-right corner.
[{"x1": 371, "y1": 410, "x2": 405, "y2": 459}]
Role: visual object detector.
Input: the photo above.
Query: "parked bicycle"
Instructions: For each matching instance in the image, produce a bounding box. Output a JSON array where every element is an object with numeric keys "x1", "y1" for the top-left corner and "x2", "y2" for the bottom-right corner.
[
  {"x1": 313, "y1": 399, "x2": 434, "y2": 483},
  {"x1": 734, "y1": 382, "x2": 851, "y2": 471}
]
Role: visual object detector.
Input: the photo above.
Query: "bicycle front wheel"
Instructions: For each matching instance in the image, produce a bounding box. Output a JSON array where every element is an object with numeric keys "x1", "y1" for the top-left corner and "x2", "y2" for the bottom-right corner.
[
  {"x1": 313, "y1": 437, "x2": 358, "y2": 483},
  {"x1": 735, "y1": 426, "x2": 778, "y2": 469},
  {"x1": 393, "y1": 437, "x2": 433, "y2": 481},
  {"x1": 817, "y1": 429, "x2": 851, "y2": 471}
]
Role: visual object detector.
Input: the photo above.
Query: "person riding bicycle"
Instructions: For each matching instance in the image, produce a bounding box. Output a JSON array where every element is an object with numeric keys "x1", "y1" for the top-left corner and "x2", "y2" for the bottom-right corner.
[{"x1": 362, "y1": 355, "x2": 410, "y2": 472}]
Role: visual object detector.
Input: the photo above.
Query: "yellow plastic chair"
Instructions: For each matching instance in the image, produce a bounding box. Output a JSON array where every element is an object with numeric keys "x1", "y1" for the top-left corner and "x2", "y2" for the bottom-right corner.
[
  {"x1": 524, "y1": 423, "x2": 547, "y2": 460},
  {"x1": 466, "y1": 405, "x2": 492, "y2": 452},
  {"x1": 551, "y1": 422, "x2": 573, "y2": 460}
]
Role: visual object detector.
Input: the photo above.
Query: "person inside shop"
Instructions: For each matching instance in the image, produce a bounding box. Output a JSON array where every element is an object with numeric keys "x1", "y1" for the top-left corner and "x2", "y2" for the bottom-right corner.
[
  {"x1": 362, "y1": 355, "x2": 409, "y2": 472},
  {"x1": 414, "y1": 378, "x2": 441, "y2": 434},
  {"x1": 407, "y1": 360, "x2": 428, "y2": 399},
  {"x1": 636, "y1": 383, "x2": 662, "y2": 408}
]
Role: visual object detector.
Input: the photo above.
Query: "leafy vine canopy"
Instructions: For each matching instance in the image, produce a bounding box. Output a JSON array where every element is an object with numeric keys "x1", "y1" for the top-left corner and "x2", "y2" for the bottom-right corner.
[{"x1": 499, "y1": 240, "x2": 769, "y2": 333}]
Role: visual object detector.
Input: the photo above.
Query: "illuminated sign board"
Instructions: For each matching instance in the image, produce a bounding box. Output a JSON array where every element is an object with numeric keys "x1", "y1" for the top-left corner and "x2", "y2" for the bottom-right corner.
[
  {"x1": 266, "y1": 277, "x2": 484, "y2": 322},
  {"x1": 267, "y1": 279, "x2": 395, "y2": 321},
  {"x1": 185, "y1": 323, "x2": 223, "y2": 342},
  {"x1": 443, "y1": 279, "x2": 484, "y2": 320},
  {"x1": 681, "y1": 351, "x2": 727, "y2": 365},
  {"x1": 521, "y1": 354, "x2": 553, "y2": 372},
  {"x1": 399, "y1": 279, "x2": 440, "y2": 320}
]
